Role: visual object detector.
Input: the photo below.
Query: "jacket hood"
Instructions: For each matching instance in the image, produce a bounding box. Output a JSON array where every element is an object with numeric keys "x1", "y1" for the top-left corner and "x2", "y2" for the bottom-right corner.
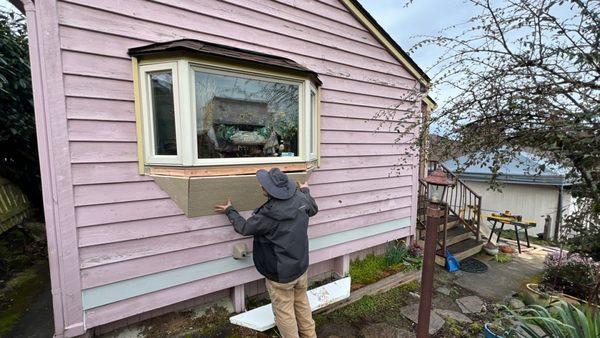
[{"x1": 260, "y1": 191, "x2": 303, "y2": 221}]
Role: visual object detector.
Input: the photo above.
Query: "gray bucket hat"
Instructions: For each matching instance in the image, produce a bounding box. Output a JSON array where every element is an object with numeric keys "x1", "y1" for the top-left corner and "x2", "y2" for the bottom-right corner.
[{"x1": 256, "y1": 168, "x2": 297, "y2": 200}]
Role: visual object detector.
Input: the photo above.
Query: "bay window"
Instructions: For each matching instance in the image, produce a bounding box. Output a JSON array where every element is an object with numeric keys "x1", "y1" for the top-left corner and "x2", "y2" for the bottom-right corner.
[
  {"x1": 136, "y1": 50, "x2": 320, "y2": 169},
  {"x1": 129, "y1": 40, "x2": 321, "y2": 217}
]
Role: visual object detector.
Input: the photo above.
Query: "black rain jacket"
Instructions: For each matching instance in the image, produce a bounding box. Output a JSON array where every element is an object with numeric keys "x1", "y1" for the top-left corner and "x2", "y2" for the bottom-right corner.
[{"x1": 225, "y1": 187, "x2": 318, "y2": 283}]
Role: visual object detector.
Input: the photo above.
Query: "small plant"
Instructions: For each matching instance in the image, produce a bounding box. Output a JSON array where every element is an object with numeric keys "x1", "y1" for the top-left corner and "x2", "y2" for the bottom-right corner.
[
  {"x1": 495, "y1": 252, "x2": 512, "y2": 263},
  {"x1": 505, "y1": 301, "x2": 600, "y2": 338},
  {"x1": 384, "y1": 241, "x2": 408, "y2": 266}
]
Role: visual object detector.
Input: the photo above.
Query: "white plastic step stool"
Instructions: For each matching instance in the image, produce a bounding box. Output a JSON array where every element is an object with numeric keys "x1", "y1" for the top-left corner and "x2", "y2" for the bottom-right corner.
[{"x1": 229, "y1": 277, "x2": 351, "y2": 331}]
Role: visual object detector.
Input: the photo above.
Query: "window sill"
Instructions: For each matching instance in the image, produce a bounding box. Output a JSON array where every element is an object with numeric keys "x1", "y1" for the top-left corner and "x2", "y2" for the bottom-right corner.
[{"x1": 145, "y1": 160, "x2": 317, "y2": 178}]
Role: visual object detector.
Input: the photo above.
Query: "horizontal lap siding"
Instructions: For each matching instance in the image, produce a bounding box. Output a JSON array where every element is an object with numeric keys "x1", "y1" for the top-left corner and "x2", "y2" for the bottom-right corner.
[{"x1": 57, "y1": 0, "x2": 419, "y2": 316}]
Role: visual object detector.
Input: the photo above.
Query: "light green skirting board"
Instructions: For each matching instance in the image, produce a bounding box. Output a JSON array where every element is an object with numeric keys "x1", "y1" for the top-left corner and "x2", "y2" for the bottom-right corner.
[{"x1": 82, "y1": 217, "x2": 410, "y2": 310}]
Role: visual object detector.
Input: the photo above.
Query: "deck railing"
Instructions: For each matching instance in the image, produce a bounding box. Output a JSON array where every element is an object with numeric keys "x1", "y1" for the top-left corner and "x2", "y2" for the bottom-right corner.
[{"x1": 417, "y1": 162, "x2": 482, "y2": 255}]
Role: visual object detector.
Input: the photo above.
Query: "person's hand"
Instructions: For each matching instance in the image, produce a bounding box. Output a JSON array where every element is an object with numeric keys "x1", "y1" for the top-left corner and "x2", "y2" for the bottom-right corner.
[
  {"x1": 214, "y1": 199, "x2": 232, "y2": 214},
  {"x1": 298, "y1": 181, "x2": 309, "y2": 189}
]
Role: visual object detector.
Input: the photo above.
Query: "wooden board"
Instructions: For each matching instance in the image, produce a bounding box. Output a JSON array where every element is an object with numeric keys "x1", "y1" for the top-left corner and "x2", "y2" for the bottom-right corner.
[
  {"x1": 229, "y1": 277, "x2": 351, "y2": 331},
  {"x1": 153, "y1": 172, "x2": 309, "y2": 217}
]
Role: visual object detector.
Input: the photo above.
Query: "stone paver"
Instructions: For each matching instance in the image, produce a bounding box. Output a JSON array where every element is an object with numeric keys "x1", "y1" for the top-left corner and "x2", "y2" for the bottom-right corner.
[
  {"x1": 360, "y1": 323, "x2": 415, "y2": 338},
  {"x1": 434, "y1": 309, "x2": 473, "y2": 324},
  {"x1": 436, "y1": 286, "x2": 451, "y2": 296},
  {"x1": 456, "y1": 296, "x2": 484, "y2": 314},
  {"x1": 400, "y1": 303, "x2": 444, "y2": 335}
]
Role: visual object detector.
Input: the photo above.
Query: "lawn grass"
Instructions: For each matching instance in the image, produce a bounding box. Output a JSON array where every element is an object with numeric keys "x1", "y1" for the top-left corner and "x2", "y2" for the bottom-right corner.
[{"x1": 314, "y1": 280, "x2": 420, "y2": 325}]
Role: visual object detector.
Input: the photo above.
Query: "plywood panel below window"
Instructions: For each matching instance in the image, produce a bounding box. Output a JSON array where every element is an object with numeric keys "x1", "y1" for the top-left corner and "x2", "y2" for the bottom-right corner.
[{"x1": 153, "y1": 172, "x2": 309, "y2": 218}]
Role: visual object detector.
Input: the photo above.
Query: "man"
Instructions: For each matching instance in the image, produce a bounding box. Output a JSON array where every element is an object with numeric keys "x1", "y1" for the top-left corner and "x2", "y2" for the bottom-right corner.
[{"x1": 214, "y1": 168, "x2": 318, "y2": 338}]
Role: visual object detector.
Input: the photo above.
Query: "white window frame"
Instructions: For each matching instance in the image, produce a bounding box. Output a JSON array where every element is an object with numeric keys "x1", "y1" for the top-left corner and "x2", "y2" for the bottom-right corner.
[
  {"x1": 138, "y1": 58, "x2": 318, "y2": 167},
  {"x1": 139, "y1": 62, "x2": 184, "y2": 165},
  {"x1": 307, "y1": 84, "x2": 318, "y2": 161}
]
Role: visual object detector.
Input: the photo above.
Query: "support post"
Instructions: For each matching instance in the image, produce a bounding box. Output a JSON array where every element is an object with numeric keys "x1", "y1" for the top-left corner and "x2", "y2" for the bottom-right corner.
[
  {"x1": 553, "y1": 185, "x2": 563, "y2": 242},
  {"x1": 334, "y1": 254, "x2": 350, "y2": 278},
  {"x1": 231, "y1": 285, "x2": 246, "y2": 313},
  {"x1": 417, "y1": 203, "x2": 442, "y2": 337}
]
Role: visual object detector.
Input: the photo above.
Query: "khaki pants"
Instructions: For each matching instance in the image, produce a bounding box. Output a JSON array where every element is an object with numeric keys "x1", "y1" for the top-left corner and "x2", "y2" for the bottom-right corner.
[{"x1": 265, "y1": 272, "x2": 317, "y2": 338}]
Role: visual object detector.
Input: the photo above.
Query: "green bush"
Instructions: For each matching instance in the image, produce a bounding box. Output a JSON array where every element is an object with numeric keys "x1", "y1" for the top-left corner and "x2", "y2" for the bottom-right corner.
[
  {"x1": 506, "y1": 301, "x2": 599, "y2": 338},
  {"x1": 0, "y1": 10, "x2": 40, "y2": 207},
  {"x1": 542, "y1": 252, "x2": 599, "y2": 301}
]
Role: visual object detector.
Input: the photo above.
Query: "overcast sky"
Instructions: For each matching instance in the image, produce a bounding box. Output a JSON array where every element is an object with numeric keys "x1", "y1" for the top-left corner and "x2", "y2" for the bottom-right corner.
[{"x1": 0, "y1": 0, "x2": 474, "y2": 101}]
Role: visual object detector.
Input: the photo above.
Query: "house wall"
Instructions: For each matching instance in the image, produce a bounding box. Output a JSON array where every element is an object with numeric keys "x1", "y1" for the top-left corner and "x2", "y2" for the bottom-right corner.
[
  {"x1": 28, "y1": 0, "x2": 422, "y2": 336},
  {"x1": 465, "y1": 181, "x2": 571, "y2": 236}
]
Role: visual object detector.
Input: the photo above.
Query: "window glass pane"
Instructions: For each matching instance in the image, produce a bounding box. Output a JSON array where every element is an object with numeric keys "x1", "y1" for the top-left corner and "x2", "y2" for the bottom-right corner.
[
  {"x1": 195, "y1": 70, "x2": 299, "y2": 159},
  {"x1": 149, "y1": 71, "x2": 177, "y2": 156},
  {"x1": 310, "y1": 90, "x2": 316, "y2": 155}
]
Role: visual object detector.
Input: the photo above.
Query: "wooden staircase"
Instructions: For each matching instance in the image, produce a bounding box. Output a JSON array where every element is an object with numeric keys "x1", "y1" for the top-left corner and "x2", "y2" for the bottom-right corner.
[{"x1": 417, "y1": 162, "x2": 484, "y2": 266}]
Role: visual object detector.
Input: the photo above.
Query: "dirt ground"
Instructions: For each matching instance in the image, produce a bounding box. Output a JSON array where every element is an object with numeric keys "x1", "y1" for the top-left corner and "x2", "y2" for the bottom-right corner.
[{"x1": 97, "y1": 245, "x2": 547, "y2": 338}]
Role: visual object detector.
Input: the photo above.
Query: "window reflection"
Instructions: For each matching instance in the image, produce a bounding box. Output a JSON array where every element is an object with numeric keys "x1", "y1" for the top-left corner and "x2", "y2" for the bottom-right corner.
[{"x1": 195, "y1": 70, "x2": 299, "y2": 159}]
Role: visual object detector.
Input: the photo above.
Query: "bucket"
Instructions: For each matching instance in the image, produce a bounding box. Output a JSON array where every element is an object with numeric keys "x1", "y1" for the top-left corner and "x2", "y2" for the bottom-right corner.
[{"x1": 484, "y1": 323, "x2": 503, "y2": 338}]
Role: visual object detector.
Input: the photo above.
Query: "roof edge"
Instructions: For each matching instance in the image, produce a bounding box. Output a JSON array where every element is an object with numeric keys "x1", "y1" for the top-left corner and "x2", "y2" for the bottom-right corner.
[
  {"x1": 423, "y1": 95, "x2": 437, "y2": 110},
  {"x1": 341, "y1": 0, "x2": 431, "y2": 87}
]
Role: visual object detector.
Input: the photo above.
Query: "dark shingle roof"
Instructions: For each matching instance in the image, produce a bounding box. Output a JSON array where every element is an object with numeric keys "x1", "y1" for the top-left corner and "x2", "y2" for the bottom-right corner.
[{"x1": 128, "y1": 39, "x2": 322, "y2": 85}]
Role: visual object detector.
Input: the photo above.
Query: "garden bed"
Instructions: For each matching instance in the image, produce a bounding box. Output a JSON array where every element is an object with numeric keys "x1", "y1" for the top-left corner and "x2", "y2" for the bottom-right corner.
[{"x1": 349, "y1": 240, "x2": 423, "y2": 291}]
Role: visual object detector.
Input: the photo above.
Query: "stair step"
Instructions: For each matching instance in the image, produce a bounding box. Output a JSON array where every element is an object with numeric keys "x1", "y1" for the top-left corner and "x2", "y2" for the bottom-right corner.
[
  {"x1": 417, "y1": 216, "x2": 460, "y2": 233},
  {"x1": 444, "y1": 227, "x2": 474, "y2": 246},
  {"x1": 416, "y1": 226, "x2": 474, "y2": 248},
  {"x1": 435, "y1": 238, "x2": 484, "y2": 266}
]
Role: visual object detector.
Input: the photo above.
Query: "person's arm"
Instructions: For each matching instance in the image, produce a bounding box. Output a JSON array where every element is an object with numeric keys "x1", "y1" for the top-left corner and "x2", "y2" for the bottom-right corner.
[
  {"x1": 224, "y1": 206, "x2": 276, "y2": 236},
  {"x1": 298, "y1": 182, "x2": 318, "y2": 217}
]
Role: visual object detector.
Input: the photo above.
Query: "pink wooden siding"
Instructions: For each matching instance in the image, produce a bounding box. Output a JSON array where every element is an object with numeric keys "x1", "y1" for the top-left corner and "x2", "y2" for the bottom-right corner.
[{"x1": 32, "y1": 0, "x2": 423, "y2": 334}]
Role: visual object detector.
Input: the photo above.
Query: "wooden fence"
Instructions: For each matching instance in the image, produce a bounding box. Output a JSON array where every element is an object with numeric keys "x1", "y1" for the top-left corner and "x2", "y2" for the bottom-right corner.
[{"x1": 0, "y1": 177, "x2": 30, "y2": 235}]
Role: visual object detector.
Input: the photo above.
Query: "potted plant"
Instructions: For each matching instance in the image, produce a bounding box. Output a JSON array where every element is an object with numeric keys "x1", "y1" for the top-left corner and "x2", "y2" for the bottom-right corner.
[
  {"x1": 484, "y1": 242, "x2": 499, "y2": 256},
  {"x1": 523, "y1": 283, "x2": 560, "y2": 307},
  {"x1": 484, "y1": 318, "x2": 512, "y2": 338}
]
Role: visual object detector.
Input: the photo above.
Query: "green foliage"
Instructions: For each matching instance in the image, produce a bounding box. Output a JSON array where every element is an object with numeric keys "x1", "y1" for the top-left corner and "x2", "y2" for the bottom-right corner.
[
  {"x1": 0, "y1": 10, "x2": 40, "y2": 207},
  {"x1": 349, "y1": 242, "x2": 422, "y2": 285},
  {"x1": 320, "y1": 280, "x2": 420, "y2": 323},
  {"x1": 541, "y1": 252, "x2": 599, "y2": 301},
  {"x1": 495, "y1": 252, "x2": 512, "y2": 263},
  {"x1": 506, "y1": 301, "x2": 600, "y2": 338},
  {"x1": 384, "y1": 241, "x2": 409, "y2": 266},
  {"x1": 406, "y1": 0, "x2": 600, "y2": 264},
  {"x1": 0, "y1": 262, "x2": 47, "y2": 335},
  {"x1": 349, "y1": 254, "x2": 387, "y2": 285}
]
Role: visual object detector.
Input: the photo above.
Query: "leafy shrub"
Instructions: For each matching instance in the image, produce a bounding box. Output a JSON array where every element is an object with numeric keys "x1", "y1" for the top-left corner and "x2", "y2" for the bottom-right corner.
[
  {"x1": 541, "y1": 251, "x2": 599, "y2": 301},
  {"x1": 0, "y1": 11, "x2": 41, "y2": 207},
  {"x1": 506, "y1": 301, "x2": 599, "y2": 338}
]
